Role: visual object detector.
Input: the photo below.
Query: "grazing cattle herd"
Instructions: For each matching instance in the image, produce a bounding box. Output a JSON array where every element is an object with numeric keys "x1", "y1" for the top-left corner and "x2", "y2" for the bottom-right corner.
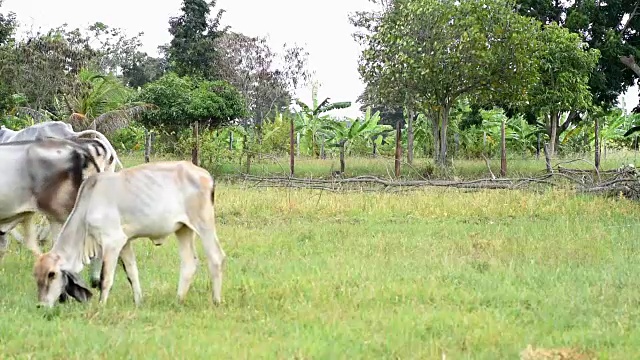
[{"x1": 0, "y1": 121, "x2": 225, "y2": 309}]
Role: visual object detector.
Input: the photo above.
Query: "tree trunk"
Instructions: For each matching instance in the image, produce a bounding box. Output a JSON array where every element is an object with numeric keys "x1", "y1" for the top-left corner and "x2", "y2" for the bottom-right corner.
[
  {"x1": 549, "y1": 112, "x2": 558, "y2": 157},
  {"x1": 407, "y1": 109, "x2": 414, "y2": 165},
  {"x1": 500, "y1": 119, "x2": 507, "y2": 177},
  {"x1": 438, "y1": 104, "x2": 450, "y2": 166},
  {"x1": 340, "y1": 143, "x2": 346, "y2": 173},
  {"x1": 431, "y1": 112, "x2": 440, "y2": 163},
  {"x1": 191, "y1": 121, "x2": 199, "y2": 166},
  {"x1": 395, "y1": 119, "x2": 402, "y2": 177},
  {"x1": 536, "y1": 133, "x2": 541, "y2": 160},
  {"x1": 290, "y1": 115, "x2": 295, "y2": 176},
  {"x1": 594, "y1": 116, "x2": 601, "y2": 172},
  {"x1": 543, "y1": 142, "x2": 552, "y2": 173}
]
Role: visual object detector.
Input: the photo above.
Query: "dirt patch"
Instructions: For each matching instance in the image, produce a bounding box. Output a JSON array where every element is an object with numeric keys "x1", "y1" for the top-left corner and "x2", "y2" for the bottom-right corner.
[{"x1": 520, "y1": 344, "x2": 595, "y2": 360}]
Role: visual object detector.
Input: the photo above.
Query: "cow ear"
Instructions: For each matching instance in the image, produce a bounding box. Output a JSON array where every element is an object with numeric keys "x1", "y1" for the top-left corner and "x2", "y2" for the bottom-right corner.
[{"x1": 62, "y1": 270, "x2": 93, "y2": 303}]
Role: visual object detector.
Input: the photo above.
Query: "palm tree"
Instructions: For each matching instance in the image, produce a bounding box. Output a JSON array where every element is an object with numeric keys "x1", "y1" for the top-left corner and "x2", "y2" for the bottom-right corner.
[{"x1": 59, "y1": 68, "x2": 156, "y2": 134}]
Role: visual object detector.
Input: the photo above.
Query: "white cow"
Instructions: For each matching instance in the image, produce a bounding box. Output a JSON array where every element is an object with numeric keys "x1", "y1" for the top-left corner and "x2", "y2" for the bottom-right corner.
[
  {"x1": 0, "y1": 138, "x2": 107, "y2": 259},
  {"x1": 33, "y1": 161, "x2": 226, "y2": 309},
  {"x1": 1, "y1": 122, "x2": 123, "y2": 247},
  {"x1": 0, "y1": 121, "x2": 123, "y2": 171}
]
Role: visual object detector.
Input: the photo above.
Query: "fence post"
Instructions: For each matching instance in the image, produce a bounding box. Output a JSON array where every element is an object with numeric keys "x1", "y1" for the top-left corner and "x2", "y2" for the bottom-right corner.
[
  {"x1": 500, "y1": 120, "x2": 507, "y2": 177},
  {"x1": 144, "y1": 128, "x2": 151, "y2": 163}
]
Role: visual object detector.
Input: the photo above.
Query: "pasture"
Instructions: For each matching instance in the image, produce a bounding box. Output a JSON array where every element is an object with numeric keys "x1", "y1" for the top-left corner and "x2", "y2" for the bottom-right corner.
[{"x1": 1, "y1": 157, "x2": 640, "y2": 359}]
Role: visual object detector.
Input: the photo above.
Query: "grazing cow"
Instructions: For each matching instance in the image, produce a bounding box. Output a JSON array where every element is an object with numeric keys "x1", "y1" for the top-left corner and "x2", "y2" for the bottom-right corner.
[
  {"x1": 0, "y1": 138, "x2": 106, "y2": 260},
  {"x1": 33, "y1": 161, "x2": 225, "y2": 309}
]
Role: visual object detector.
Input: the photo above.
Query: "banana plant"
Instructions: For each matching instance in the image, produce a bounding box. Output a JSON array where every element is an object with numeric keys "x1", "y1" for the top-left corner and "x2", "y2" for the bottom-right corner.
[
  {"x1": 320, "y1": 109, "x2": 392, "y2": 173},
  {"x1": 293, "y1": 81, "x2": 351, "y2": 157}
]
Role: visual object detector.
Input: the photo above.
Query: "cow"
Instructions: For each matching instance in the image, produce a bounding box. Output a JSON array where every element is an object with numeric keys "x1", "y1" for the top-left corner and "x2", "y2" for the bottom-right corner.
[
  {"x1": 33, "y1": 161, "x2": 225, "y2": 309},
  {"x1": 0, "y1": 121, "x2": 123, "y2": 171},
  {"x1": 1, "y1": 122, "x2": 123, "y2": 246},
  {"x1": 0, "y1": 138, "x2": 107, "y2": 260}
]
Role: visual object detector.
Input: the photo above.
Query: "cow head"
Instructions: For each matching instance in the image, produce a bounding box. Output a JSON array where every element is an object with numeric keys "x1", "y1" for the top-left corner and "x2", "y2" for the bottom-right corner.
[{"x1": 33, "y1": 253, "x2": 93, "y2": 308}]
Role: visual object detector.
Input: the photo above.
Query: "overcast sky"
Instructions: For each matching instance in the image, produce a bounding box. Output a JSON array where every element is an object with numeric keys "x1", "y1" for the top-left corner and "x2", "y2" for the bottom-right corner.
[{"x1": 3, "y1": 0, "x2": 638, "y2": 117}]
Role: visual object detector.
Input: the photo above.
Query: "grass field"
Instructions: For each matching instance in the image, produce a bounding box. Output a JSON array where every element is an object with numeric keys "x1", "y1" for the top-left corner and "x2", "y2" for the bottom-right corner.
[{"x1": 1, "y1": 156, "x2": 640, "y2": 358}]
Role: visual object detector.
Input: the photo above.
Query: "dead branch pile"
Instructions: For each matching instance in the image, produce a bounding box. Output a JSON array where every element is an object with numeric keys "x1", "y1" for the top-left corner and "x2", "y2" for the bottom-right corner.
[{"x1": 240, "y1": 164, "x2": 640, "y2": 200}]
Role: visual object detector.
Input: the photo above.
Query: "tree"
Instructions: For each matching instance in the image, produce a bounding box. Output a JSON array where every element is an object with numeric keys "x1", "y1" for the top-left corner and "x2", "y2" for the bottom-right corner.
[
  {"x1": 359, "y1": 0, "x2": 541, "y2": 166},
  {"x1": 138, "y1": 72, "x2": 246, "y2": 131},
  {"x1": 516, "y1": 0, "x2": 640, "y2": 109},
  {"x1": 87, "y1": 22, "x2": 145, "y2": 76},
  {"x1": 0, "y1": 0, "x2": 16, "y2": 114},
  {"x1": 214, "y1": 31, "x2": 310, "y2": 125},
  {"x1": 121, "y1": 52, "x2": 166, "y2": 88},
  {"x1": 0, "y1": 25, "x2": 97, "y2": 111},
  {"x1": 321, "y1": 107, "x2": 392, "y2": 173},
  {"x1": 161, "y1": 0, "x2": 228, "y2": 80},
  {"x1": 294, "y1": 81, "x2": 351, "y2": 157},
  {"x1": 527, "y1": 23, "x2": 600, "y2": 156}
]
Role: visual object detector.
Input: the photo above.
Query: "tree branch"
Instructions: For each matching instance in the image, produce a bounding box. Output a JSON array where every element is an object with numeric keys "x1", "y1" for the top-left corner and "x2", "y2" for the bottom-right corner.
[{"x1": 620, "y1": 55, "x2": 640, "y2": 77}]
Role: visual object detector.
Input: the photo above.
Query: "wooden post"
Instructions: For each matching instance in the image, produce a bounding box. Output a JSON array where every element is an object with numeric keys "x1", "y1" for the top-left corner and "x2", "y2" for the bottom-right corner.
[
  {"x1": 536, "y1": 133, "x2": 540, "y2": 160},
  {"x1": 191, "y1": 121, "x2": 199, "y2": 166},
  {"x1": 594, "y1": 116, "x2": 600, "y2": 172},
  {"x1": 395, "y1": 120, "x2": 402, "y2": 178},
  {"x1": 144, "y1": 128, "x2": 151, "y2": 163},
  {"x1": 290, "y1": 115, "x2": 295, "y2": 176},
  {"x1": 500, "y1": 119, "x2": 507, "y2": 177},
  {"x1": 229, "y1": 131, "x2": 233, "y2": 151},
  {"x1": 543, "y1": 142, "x2": 552, "y2": 173},
  {"x1": 340, "y1": 142, "x2": 346, "y2": 173}
]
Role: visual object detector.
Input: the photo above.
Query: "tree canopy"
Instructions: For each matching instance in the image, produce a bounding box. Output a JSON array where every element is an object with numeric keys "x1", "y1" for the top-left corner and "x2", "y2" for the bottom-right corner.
[
  {"x1": 359, "y1": 0, "x2": 542, "y2": 164},
  {"x1": 136, "y1": 72, "x2": 247, "y2": 133}
]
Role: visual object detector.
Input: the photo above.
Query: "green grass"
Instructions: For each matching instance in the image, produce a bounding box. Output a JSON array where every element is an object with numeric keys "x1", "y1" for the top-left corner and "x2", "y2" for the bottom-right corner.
[{"x1": 1, "y1": 157, "x2": 640, "y2": 358}]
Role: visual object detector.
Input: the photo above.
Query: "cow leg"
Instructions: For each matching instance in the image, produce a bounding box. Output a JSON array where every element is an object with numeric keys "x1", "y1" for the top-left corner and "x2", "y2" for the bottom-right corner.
[
  {"x1": 119, "y1": 241, "x2": 142, "y2": 306},
  {"x1": 98, "y1": 235, "x2": 126, "y2": 306},
  {"x1": 175, "y1": 225, "x2": 198, "y2": 303},
  {"x1": 20, "y1": 214, "x2": 41, "y2": 256},
  {"x1": 193, "y1": 222, "x2": 225, "y2": 305}
]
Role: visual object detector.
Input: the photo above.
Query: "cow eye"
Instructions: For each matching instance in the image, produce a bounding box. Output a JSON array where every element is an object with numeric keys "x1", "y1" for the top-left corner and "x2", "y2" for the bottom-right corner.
[{"x1": 48, "y1": 271, "x2": 55, "y2": 279}]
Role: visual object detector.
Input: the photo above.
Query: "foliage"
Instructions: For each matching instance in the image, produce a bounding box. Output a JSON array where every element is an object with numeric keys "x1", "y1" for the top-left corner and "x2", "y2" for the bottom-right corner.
[
  {"x1": 0, "y1": 25, "x2": 97, "y2": 110},
  {"x1": 516, "y1": 0, "x2": 640, "y2": 108},
  {"x1": 136, "y1": 72, "x2": 247, "y2": 133},
  {"x1": 294, "y1": 82, "x2": 352, "y2": 157},
  {"x1": 161, "y1": 0, "x2": 228, "y2": 80},
  {"x1": 215, "y1": 31, "x2": 311, "y2": 124},
  {"x1": 359, "y1": 0, "x2": 543, "y2": 165},
  {"x1": 526, "y1": 22, "x2": 600, "y2": 154}
]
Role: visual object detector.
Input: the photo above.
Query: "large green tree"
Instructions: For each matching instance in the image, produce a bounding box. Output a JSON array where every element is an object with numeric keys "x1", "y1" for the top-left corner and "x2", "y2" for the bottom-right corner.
[
  {"x1": 137, "y1": 72, "x2": 247, "y2": 132},
  {"x1": 161, "y1": 0, "x2": 228, "y2": 80},
  {"x1": 359, "y1": 0, "x2": 541, "y2": 165},
  {"x1": 527, "y1": 23, "x2": 600, "y2": 156},
  {"x1": 516, "y1": 0, "x2": 640, "y2": 108}
]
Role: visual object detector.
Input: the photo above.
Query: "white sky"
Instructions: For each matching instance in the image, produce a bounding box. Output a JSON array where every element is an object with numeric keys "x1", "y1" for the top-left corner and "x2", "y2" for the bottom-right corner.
[{"x1": 3, "y1": 0, "x2": 638, "y2": 118}]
